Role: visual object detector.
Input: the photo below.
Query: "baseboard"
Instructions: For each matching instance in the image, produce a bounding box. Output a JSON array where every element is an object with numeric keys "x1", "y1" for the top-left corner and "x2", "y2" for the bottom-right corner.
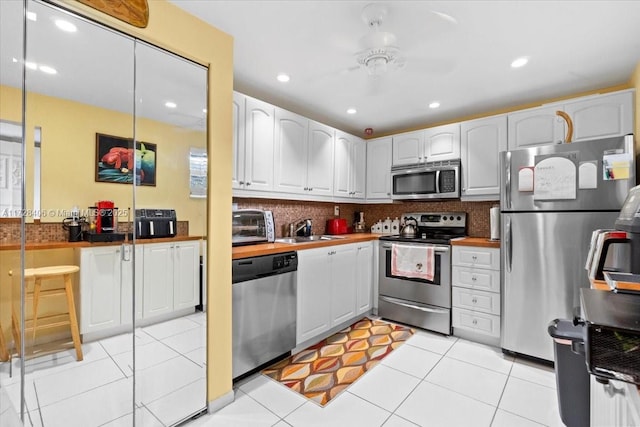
[{"x1": 207, "y1": 389, "x2": 235, "y2": 413}]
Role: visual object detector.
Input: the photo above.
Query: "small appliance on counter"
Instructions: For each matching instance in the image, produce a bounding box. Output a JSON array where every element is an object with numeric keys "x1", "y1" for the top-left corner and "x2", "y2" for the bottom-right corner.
[
  {"x1": 580, "y1": 288, "x2": 640, "y2": 385},
  {"x1": 135, "y1": 209, "x2": 177, "y2": 239},
  {"x1": 353, "y1": 211, "x2": 366, "y2": 233},
  {"x1": 326, "y1": 218, "x2": 348, "y2": 235},
  {"x1": 232, "y1": 209, "x2": 275, "y2": 246},
  {"x1": 62, "y1": 206, "x2": 86, "y2": 242},
  {"x1": 84, "y1": 200, "x2": 125, "y2": 243}
]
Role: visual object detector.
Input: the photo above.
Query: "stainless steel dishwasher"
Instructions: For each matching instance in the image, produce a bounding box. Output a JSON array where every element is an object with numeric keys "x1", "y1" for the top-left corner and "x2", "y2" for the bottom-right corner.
[{"x1": 232, "y1": 251, "x2": 297, "y2": 380}]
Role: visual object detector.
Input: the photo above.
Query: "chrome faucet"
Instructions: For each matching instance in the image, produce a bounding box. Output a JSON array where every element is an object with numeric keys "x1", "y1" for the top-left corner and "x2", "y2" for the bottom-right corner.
[{"x1": 289, "y1": 218, "x2": 312, "y2": 237}]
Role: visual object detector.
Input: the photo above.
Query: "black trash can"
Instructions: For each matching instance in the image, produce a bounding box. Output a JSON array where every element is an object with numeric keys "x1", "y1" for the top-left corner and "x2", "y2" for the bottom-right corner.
[{"x1": 547, "y1": 318, "x2": 590, "y2": 427}]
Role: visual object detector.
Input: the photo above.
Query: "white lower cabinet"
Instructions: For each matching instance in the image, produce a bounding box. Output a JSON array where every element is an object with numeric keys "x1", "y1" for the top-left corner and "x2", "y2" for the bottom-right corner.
[
  {"x1": 77, "y1": 240, "x2": 200, "y2": 339},
  {"x1": 591, "y1": 377, "x2": 640, "y2": 427},
  {"x1": 296, "y1": 242, "x2": 373, "y2": 345},
  {"x1": 451, "y1": 245, "x2": 501, "y2": 342}
]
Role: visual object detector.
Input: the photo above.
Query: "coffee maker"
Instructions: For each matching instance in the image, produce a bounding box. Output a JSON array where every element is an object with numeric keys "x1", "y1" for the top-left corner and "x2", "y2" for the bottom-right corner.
[
  {"x1": 84, "y1": 200, "x2": 125, "y2": 242},
  {"x1": 61, "y1": 206, "x2": 85, "y2": 242}
]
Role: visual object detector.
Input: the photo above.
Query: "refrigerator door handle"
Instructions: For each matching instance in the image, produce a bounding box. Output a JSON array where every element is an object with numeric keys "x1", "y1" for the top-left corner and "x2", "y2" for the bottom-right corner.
[
  {"x1": 505, "y1": 151, "x2": 512, "y2": 210},
  {"x1": 505, "y1": 215, "x2": 512, "y2": 273}
]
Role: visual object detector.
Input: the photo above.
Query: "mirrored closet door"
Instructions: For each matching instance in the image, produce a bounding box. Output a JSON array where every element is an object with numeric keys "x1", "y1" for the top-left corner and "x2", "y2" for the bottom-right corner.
[{"x1": 0, "y1": 1, "x2": 208, "y2": 425}]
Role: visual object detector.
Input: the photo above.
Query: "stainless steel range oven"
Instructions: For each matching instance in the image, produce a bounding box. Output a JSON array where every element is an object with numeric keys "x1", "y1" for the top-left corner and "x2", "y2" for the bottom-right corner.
[{"x1": 378, "y1": 212, "x2": 466, "y2": 335}]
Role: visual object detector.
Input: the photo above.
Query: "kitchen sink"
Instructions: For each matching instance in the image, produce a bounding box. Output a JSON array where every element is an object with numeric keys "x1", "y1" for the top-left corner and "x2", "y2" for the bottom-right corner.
[{"x1": 275, "y1": 235, "x2": 346, "y2": 244}]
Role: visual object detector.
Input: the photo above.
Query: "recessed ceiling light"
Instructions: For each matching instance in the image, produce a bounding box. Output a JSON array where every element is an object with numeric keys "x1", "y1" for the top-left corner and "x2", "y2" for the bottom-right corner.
[
  {"x1": 39, "y1": 65, "x2": 57, "y2": 75},
  {"x1": 511, "y1": 57, "x2": 529, "y2": 68},
  {"x1": 55, "y1": 19, "x2": 77, "y2": 33},
  {"x1": 429, "y1": 102, "x2": 440, "y2": 109},
  {"x1": 276, "y1": 73, "x2": 290, "y2": 83},
  {"x1": 26, "y1": 11, "x2": 37, "y2": 21},
  {"x1": 165, "y1": 101, "x2": 177, "y2": 108},
  {"x1": 347, "y1": 108, "x2": 357, "y2": 114},
  {"x1": 25, "y1": 61, "x2": 37, "y2": 70}
]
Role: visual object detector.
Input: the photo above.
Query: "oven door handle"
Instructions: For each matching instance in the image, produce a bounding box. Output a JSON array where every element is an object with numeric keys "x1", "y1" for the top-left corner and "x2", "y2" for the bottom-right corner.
[
  {"x1": 381, "y1": 243, "x2": 450, "y2": 252},
  {"x1": 380, "y1": 296, "x2": 449, "y2": 314}
]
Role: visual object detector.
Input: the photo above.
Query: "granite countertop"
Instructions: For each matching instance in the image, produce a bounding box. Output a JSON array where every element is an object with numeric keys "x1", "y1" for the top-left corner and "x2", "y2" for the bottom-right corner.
[{"x1": 232, "y1": 233, "x2": 380, "y2": 259}]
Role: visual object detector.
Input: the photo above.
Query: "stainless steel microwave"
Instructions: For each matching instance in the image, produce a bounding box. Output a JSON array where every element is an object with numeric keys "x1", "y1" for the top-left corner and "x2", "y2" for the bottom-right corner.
[
  {"x1": 390, "y1": 159, "x2": 460, "y2": 200},
  {"x1": 232, "y1": 209, "x2": 275, "y2": 246}
]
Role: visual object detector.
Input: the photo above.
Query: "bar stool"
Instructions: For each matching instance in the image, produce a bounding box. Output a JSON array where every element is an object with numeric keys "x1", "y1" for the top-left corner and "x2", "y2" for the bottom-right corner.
[{"x1": 11, "y1": 266, "x2": 83, "y2": 361}]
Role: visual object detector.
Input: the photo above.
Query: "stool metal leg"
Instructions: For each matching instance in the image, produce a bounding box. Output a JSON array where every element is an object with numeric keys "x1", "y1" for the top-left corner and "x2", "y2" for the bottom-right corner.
[
  {"x1": 32, "y1": 277, "x2": 42, "y2": 342},
  {"x1": 0, "y1": 321, "x2": 9, "y2": 362},
  {"x1": 64, "y1": 273, "x2": 83, "y2": 361}
]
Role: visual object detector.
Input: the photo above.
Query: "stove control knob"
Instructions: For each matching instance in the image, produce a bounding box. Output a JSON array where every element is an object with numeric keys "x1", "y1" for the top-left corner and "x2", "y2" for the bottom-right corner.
[
  {"x1": 449, "y1": 216, "x2": 454, "y2": 221},
  {"x1": 442, "y1": 215, "x2": 447, "y2": 221},
  {"x1": 457, "y1": 216, "x2": 461, "y2": 221}
]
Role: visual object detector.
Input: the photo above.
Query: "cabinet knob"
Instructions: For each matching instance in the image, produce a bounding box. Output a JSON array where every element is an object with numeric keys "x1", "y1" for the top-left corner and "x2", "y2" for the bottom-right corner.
[
  {"x1": 472, "y1": 319, "x2": 478, "y2": 325},
  {"x1": 308, "y1": 188, "x2": 313, "y2": 191},
  {"x1": 246, "y1": 182, "x2": 251, "y2": 186},
  {"x1": 304, "y1": 187, "x2": 308, "y2": 191},
  {"x1": 386, "y1": 192, "x2": 390, "y2": 196},
  {"x1": 472, "y1": 297, "x2": 478, "y2": 304},
  {"x1": 472, "y1": 255, "x2": 477, "y2": 261},
  {"x1": 239, "y1": 181, "x2": 245, "y2": 185},
  {"x1": 471, "y1": 276, "x2": 477, "y2": 281}
]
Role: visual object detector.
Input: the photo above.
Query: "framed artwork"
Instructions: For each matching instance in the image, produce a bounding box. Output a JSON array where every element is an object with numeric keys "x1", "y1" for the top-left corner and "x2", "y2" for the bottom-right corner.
[{"x1": 95, "y1": 133, "x2": 156, "y2": 186}]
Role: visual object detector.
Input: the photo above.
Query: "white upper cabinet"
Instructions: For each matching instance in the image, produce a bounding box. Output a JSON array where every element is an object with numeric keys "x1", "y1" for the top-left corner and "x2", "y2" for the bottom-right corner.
[
  {"x1": 274, "y1": 108, "x2": 309, "y2": 194},
  {"x1": 424, "y1": 123, "x2": 461, "y2": 162},
  {"x1": 460, "y1": 115, "x2": 507, "y2": 200},
  {"x1": 306, "y1": 120, "x2": 335, "y2": 197},
  {"x1": 334, "y1": 130, "x2": 366, "y2": 200},
  {"x1": 365, "y1": 137, "x2": 392, "y2": 201},
  {"x1": 507, "y1": 105, "x2": 563, "y2": 150},
  {"x1": 232, "y1": 92, "x2": 246, "y2": 190},
  {"x1": 242, "y1": 96, "x2": 275, "y2": 191},
  {"x1": 563, "y1": 90, "x2": 633, "y2": 142},
  {"x1": 392, "y1": 130, "x2": 423, "y2": 166},
  {"x1": 392, "y1": 124, "x2": 460, "y2": 166},
  {"x1": 508, "y1": 89, "x2": 634, "y2": 150}
]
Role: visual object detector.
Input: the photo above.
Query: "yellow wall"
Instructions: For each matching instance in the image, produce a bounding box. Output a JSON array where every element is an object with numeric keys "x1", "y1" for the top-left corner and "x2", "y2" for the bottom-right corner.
[
  {"x1": 55, "y1": 0, "x2": 234, "y2": 403},
  {"x1": 1, "y1": 85, "x2": 207, "y2": 235}
]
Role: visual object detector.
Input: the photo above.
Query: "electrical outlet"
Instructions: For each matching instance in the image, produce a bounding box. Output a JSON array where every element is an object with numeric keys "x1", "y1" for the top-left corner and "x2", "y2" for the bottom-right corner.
[{"x1": 334, "y1": 205, "x2": 340, "y2": 216}]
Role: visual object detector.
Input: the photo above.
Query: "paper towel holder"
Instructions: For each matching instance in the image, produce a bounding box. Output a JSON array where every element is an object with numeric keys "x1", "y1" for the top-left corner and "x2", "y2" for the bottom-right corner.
[{"x1": 489, "y1": 205, "x2": 500, "y2": 241}]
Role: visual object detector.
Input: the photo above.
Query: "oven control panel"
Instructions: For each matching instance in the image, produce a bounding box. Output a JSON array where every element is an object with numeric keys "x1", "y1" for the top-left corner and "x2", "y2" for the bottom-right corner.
[{"x1": 402, "y1": 212, "x2": 466, "y2": 228}]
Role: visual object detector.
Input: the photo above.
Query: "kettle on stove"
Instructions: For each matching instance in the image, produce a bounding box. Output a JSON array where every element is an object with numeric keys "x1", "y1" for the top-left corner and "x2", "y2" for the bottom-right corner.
[{"x1": 400, "y1": 217, "x2": 418, "y2": 238}]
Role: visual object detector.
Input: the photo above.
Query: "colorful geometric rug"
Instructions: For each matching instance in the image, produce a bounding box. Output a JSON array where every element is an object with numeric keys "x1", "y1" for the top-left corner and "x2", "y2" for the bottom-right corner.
[{"x1": 262, "y1": 317, "x2": 414, "y2": 406}]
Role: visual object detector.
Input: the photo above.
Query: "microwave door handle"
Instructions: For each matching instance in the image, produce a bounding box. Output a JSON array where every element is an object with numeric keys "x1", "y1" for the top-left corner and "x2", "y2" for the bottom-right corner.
[{"x1": 435, "y1": 170, "x2": 441, "y2": 194}]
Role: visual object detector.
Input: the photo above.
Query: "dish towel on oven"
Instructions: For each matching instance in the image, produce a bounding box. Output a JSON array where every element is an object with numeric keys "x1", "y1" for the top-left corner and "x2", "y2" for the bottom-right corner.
[{"x1": 391, "y1": 244, "x2": 435, "y2": 281}]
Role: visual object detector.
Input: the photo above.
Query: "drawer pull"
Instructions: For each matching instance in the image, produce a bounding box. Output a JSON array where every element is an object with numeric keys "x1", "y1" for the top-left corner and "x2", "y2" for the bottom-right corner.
[
  {"x1": 472, "y1": 298, "x2": 478, "y2": 304},
  {"x1": 471, "y1": 276, "x2": 477, "y2": 281},
  {"x1": 472, "y1": 319, "x2": 478, "y2": 325},
  {"x1": 472, "y1": 255, "x2": 477, "y2": 261}
]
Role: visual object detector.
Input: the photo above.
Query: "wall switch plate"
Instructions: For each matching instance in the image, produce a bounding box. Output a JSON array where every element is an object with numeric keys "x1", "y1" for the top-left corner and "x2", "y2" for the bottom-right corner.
[{"x1": 334, "y1": 205, "x2": 340, "y2": 216}]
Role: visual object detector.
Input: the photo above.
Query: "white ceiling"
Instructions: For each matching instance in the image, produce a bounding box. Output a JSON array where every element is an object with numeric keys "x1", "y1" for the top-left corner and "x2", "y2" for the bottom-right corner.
[{"x1": 169, "y1": 0, "x2": 640, "y2": 137}]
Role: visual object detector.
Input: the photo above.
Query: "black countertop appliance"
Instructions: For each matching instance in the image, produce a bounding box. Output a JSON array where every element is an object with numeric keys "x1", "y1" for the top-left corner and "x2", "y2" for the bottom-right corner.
[{"x1": 135, "y1": 209, "x2": 177, "y2": 238}]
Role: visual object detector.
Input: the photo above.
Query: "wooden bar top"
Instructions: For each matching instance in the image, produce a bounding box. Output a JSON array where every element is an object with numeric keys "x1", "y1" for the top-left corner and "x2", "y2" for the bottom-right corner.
[
  {"x1": 233, "y1": 233, "x2": 380, "y2": 259},
  {"x1": 451, "y1": 237, "x2": 501, "y2": 249},
  {"x1": 0, "y1": 235, "x2": 204, "y2": 251}
]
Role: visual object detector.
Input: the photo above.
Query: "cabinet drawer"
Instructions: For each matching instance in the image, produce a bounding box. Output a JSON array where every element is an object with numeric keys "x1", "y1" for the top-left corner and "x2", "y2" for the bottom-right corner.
[
  {"x1": 452, "y1": 266, "x2": 500, "y2": 293},
  {"x1": 452, "y1": 246, "x2": 499, "y2": 270},
  {"x1": 452, "y1": 287, "x2": 500, "y2": 315},
  {"x1": 452, "y1": 307, "x2": 500, "y2": 337}
]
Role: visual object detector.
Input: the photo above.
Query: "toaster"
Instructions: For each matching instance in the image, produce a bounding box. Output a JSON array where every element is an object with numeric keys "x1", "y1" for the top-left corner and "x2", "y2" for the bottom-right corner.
[
  {"x1": 232, "y1": 209, "x2": 275, "y2": 246},
  {"x1": 326, "y1": 218, "x2": 348, "y2": 235}
]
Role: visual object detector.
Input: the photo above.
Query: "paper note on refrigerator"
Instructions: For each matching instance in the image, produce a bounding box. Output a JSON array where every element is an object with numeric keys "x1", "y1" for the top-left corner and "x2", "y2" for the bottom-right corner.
[
  {"x1": 578, "y1": 161, "x2": 598, "y2": 189},
  {"x1": 603, "y1": 152, "x2": 632, "y2": 180},
  {"x1": 518, "y1": 167, "x2": 534, "y2": 192},
  {"x1": 533, "y1": 156, "x2": 577, "y2": 200}
]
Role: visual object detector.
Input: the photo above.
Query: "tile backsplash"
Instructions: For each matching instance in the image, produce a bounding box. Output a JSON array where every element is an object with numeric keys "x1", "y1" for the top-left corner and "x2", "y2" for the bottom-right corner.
[
  {"x1": 0, "y1": 220, "x2": 189, "y2": 243},
  {"x1": 233, "y1": 198, "x2": 497, "y2": 238}
]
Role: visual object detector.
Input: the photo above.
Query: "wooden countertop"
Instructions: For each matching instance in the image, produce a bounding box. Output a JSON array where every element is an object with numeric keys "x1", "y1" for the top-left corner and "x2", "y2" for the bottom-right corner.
[
  {"x1": 232, "y1": 233, "x2": 380, "y2": 259},
  {"x1": 0, "y1": 235, "x2": 204, "y2": 251},
  {"x1": 451, "y1": 237, "x2": 500, "y2": 248}
]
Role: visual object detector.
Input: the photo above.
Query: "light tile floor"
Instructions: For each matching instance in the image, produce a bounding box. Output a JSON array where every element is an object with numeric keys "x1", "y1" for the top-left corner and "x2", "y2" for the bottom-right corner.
[
  {"x1": 0, "y1": 312, "x2": 207, "y2": 427},
  {"x1": 189, "y1": 329, "x2": 564, "y2": 427}
]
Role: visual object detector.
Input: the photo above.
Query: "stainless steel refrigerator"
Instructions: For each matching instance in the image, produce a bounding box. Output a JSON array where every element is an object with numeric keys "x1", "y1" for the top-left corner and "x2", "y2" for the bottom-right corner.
[{"x1": 500, "y1": 135, "x2": 635, "y2": 361}]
